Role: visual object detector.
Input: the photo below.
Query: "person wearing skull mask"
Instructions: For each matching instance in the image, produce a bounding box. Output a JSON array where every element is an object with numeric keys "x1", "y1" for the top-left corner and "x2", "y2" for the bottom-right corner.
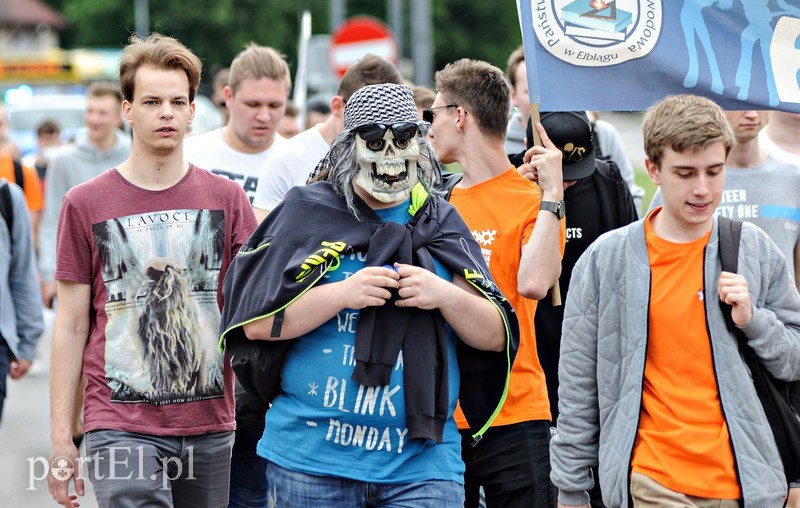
[
  {"x1": 252, "y1": 54, "x2": 405, "y2": 222},
  {"x1": 219, "y1": 83, "x2": 519, "y2": 507}
]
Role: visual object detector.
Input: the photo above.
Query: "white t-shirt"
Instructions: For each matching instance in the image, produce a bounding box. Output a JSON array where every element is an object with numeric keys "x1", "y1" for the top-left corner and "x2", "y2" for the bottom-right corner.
[
  {"x1": 252, "y1": 125, "x2": 330, "y2": 212},
  {"x1": 184, "y1": 127, "x2": 287, "y2": 204},
  {"x1": 759, "y1": 129, "x2": 800, "y2": 168}
]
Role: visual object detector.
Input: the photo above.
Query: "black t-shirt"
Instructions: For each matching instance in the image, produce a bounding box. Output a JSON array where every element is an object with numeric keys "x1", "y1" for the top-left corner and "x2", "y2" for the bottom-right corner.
[
  {"x1": 561, "y1": 176, "x2": 603, "y2": 293},
  {"x1": 535, "y1": 175, "x2": 604, "y2": 422}
]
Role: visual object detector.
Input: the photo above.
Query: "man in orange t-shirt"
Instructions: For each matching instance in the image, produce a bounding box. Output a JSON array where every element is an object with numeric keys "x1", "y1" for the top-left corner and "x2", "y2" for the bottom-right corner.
[
  {"x1": 427, "y1": 58, "x2": 565, "y2": 508},
  {"x1": 550, "y1": 95, "x2": 800, "y2": 507},
  {"x1": 0, "y1": 149, "x2": 43, "y2": 243}
]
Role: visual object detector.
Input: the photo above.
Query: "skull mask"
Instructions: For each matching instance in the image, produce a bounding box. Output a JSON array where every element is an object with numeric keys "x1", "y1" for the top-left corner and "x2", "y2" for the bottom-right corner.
[{"x1": 353, "y1": 123, "x2": 420, "y2": 204}]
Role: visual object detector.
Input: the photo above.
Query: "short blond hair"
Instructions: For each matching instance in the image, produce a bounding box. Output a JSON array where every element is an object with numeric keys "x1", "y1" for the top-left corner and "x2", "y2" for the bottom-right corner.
[
  {"x1": 228, "y1": 43, "x2": 291, "y2": 94},
  {"x1": 643, "y1": 94, "x2": 735, "y2": 167}
]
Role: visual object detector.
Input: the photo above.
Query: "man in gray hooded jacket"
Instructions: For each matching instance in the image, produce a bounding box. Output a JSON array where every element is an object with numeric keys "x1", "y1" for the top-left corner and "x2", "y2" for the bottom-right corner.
[
  {"x1": 37, "y1": 81, "x2": 130, "y2": 308},
  {"x1": 550, "y1": 94, "x2": 800, "y2": 507}
]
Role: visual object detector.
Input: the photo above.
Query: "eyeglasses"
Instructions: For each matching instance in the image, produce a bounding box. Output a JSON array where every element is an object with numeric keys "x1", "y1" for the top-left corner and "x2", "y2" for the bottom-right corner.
[
  {"x1": 422, "y1": 104, "x2": 458, "y2": 124},
  {"x1": 354, "y1": 122, "x2": 419, "y2": 148}
]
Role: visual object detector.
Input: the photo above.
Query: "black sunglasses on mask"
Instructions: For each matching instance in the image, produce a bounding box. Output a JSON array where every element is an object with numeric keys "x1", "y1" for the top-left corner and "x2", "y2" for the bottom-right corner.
[{"x1": 354, "y1": 122, "x2": 419, "y2": 143}]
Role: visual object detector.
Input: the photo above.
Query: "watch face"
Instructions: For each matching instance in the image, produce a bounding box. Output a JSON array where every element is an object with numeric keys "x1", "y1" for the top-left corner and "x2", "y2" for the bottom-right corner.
[{"x1": 543, "y1": 200, "x2": 565, "y2": 219}]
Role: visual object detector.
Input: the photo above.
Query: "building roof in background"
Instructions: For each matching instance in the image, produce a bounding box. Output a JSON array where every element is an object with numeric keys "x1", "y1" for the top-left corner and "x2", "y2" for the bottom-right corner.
[{"x1": 0, "y1": 0, "x2": 66, "y2": 29}]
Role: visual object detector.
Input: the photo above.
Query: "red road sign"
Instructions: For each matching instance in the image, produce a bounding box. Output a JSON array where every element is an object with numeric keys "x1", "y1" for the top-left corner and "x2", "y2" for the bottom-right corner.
[{"x1": 328, "y1": 16, "x2": 398, "y2": 78}]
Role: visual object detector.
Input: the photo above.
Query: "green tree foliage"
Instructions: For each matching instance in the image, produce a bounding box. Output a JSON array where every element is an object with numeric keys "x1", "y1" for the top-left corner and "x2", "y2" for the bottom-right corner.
[
  {"x1": 41, "y1": 0, "x2": 522, "y2": 90},
  {"x1": 430, "y1": 1, "x2": 521, "y2": 73}
]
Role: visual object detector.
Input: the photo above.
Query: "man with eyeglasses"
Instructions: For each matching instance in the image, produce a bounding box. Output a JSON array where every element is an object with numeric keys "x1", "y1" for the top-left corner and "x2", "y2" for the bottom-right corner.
[
  {"x1": 219, "y1": 83, "x2": 519, "y2": 507},
  {"x1": 426, "y1": 58, "x2": 565, "y2": 508}
]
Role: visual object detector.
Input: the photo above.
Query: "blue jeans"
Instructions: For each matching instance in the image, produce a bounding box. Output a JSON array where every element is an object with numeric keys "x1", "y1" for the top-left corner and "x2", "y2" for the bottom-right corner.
[
  {"x1": 460, "y1": 420, "x2": 556, "y2": 508},
  {"x1": 266, "y1": 460, "x2": 465, "y2": 507},
  {"x1": 228, "y1": 424, "x2": 268, "y2": 508},
  {"x1": 85, "y1": 429, "x2": 234, "y2": 508},
  {"x1": 0, "y1": 338, "x2": 9, "y2": 422}
]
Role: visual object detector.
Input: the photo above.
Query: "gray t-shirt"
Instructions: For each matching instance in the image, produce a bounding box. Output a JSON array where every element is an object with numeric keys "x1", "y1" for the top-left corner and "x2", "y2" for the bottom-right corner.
[{"x1": 648, "y1": 155, "x2": 800, "y2": 280}]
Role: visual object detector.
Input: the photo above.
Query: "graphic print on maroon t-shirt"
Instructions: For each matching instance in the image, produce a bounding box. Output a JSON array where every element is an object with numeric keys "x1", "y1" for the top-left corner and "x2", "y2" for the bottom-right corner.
[{"x1": 91, "y1": 208, "x2": 226, "y2": 406}]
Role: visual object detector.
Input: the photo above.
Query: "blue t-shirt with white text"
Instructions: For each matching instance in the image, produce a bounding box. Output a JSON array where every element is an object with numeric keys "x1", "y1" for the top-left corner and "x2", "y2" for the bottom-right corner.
[{"x1": 257, "y1": 198, "x2": 463, "y2": 483}]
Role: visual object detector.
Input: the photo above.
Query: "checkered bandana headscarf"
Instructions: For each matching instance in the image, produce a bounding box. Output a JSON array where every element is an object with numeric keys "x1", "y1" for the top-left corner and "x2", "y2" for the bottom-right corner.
[{"x1": 343, "y1": 83, "x2": 419, "y2": 130}]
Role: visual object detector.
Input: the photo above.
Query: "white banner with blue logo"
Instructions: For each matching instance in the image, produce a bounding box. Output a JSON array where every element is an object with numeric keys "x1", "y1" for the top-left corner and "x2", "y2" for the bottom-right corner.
[{"x1": 517, "y1": 0, "x2": 800, "y2": 112}]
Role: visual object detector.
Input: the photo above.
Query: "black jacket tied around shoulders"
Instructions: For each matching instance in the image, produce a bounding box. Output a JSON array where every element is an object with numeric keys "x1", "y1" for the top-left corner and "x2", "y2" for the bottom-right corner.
[{"x1": 219, "y1": 182, "x2": 519, "y2": 445}]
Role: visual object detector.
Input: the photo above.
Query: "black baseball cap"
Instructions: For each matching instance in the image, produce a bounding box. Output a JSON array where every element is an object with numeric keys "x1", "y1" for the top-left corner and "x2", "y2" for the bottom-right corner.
[{"x1": 533, "y1": 111, "x2": 596, "y2": 181}]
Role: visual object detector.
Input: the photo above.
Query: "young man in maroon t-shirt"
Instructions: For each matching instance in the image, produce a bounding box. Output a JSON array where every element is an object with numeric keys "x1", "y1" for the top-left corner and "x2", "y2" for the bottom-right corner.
[{"x1": 48, "y1": 33, "x2": 256, "y2": 508}]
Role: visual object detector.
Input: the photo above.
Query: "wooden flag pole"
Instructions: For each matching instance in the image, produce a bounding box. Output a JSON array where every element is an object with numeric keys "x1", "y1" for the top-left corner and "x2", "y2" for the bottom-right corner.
[
  {"x1": 530, "y1": 102, "x2": 541, "y2": 147},
  {"x1": 530, "y1": 102, "x2": 562, "y2": 307}
]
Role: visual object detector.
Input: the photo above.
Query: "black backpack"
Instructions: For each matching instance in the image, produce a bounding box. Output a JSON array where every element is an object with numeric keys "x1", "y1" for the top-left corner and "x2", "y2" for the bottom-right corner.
[
  {"x1": 0, "y1": 159, "x2": 27, "y2": 244},
  {"x1": 718, "y1": 216, "x2": 800, "y2": 483},
  {"x1": 0, "y1": 179, "x2": 13, "y2": 239}
]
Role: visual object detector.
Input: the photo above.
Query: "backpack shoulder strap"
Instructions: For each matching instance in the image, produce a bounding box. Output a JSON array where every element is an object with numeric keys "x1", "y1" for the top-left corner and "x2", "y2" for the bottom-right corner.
[
  {"x1": 12, "y1": 158, "x2": 24, "y2": 192},
  {"x1": 0, "y1": 179, "x2": 13, "y2": 240},
  {"x1": 717, "y1": 216, "x2": 745, "y2": 349},
  {"x1": 717, "y1": 215, "x2": 742, "y2": 274}
]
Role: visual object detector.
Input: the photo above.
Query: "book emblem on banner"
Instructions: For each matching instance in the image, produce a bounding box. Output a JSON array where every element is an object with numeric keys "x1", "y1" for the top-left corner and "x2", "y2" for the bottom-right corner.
[
  {"x1": 532, "y1": 0, "x2": 663, "y2": 67},
  {"x1": 563, "y1": 0, "x2": 632, "y2": 37}
]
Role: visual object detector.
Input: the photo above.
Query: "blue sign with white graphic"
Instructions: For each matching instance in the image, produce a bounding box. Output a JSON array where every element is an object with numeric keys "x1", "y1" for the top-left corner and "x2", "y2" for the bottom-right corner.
[{"x1": 518, "y1": 0, "x2": 800, "y2": 112}]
